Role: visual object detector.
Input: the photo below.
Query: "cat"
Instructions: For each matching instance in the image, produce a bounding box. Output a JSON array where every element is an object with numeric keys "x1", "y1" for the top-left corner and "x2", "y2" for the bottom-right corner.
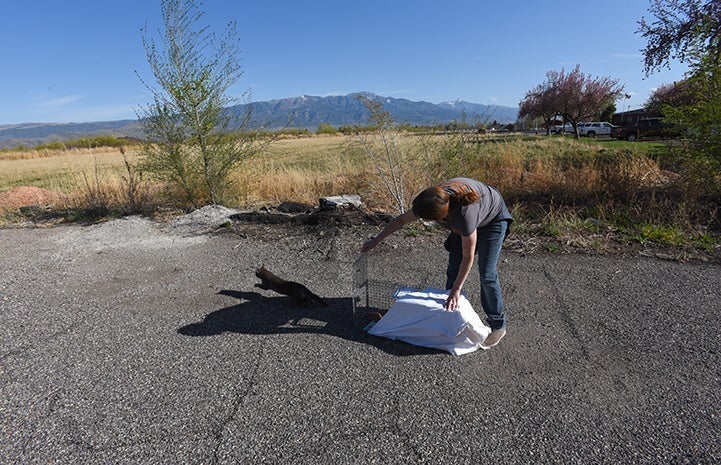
[{"x1": 255, "y1": 265, "x2": 328, "y2": 306}]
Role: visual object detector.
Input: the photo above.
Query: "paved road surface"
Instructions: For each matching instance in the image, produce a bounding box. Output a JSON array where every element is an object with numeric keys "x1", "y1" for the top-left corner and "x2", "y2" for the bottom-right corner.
[{"x1": 1, "y1": 214, "x2": 719, "y2": 464}]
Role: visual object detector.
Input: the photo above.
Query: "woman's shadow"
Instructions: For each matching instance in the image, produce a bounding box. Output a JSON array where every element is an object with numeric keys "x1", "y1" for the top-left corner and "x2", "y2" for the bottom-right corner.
[{"x1": 177, "y1": 290, "x2": 441, "y2": 356}]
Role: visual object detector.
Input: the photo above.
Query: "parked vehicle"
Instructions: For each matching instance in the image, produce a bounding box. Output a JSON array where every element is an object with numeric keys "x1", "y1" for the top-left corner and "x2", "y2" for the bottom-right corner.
[
  {"x1": 610, "y1": 117, "x2": 680, "y2": 141},
  {"x1": 551, "y1": 122, "x2": 573, "y2": 134},
  {"x1": 571, "y1": 123, "x2": 588, "y2": 135},
  {"x1": 578, "y1": 122, "x2": 614, "y2": 138}
]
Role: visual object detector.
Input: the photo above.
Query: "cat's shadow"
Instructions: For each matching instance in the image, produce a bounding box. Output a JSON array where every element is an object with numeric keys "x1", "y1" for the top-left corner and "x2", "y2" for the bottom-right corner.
[{"x1": 176, "y1": 289, "x2": 441, "y2": 356}]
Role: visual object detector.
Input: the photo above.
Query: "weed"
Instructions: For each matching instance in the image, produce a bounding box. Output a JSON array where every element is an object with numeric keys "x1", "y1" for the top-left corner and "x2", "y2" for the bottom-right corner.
[{"x1": 1, "y1": 134, "x2": 719, "y2": 256}]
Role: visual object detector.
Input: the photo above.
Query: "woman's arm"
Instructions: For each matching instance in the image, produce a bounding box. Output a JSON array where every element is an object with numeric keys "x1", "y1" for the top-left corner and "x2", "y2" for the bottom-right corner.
[
  {"x1": 445, "y1": 230, "x2": 477, "y2": 310},
  {"x1": 360, "y1": 209, "x2": 417, "y2": 252}
]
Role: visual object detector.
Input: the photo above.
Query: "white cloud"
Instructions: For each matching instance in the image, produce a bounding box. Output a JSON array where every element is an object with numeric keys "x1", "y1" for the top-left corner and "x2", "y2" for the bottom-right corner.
[
  {"x1": 29, "y1": 95, "x2": 137, "y2": 122},
  {"x1": 37, "y1": 94, "x2": 85, "y2": 109}
]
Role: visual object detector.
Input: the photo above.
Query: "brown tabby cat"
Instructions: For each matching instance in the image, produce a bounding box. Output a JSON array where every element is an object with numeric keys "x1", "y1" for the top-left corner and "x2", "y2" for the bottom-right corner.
[{"x1": 255, "y1": 265, "x2": 328, "y2": 306}]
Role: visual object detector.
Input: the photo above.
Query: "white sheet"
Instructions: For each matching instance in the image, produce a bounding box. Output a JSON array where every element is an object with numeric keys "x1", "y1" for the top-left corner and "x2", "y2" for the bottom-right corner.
[{"x1": 367, "y1": 287, "x2": 491, "y2": 355}]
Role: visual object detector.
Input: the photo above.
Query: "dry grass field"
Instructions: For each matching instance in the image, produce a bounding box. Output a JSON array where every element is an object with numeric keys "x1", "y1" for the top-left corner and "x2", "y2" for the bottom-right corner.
[
  {"x1": 0, "y1": 147, "x2": 136, "y2": 192},
  {"x1": 1, "y1": 133, "x2": 719, "y2": 258},
  {"x1": 0, "y1": 136, "x2": 368, "y2": 213}
]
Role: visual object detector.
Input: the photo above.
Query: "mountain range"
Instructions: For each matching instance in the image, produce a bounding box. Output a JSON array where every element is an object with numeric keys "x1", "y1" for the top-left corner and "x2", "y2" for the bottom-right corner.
[{"x1": 0, "y1": 93, "x2": 519, "y2": 148}]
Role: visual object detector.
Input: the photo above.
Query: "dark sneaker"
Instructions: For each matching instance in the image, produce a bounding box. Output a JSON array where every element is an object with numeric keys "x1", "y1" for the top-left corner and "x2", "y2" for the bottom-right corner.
[{"x1": 481, "y1": 328, "x2": 506, "y2": 348}]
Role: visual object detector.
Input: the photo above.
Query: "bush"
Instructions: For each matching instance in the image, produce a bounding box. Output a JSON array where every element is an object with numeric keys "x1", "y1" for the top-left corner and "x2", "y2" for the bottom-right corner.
[{"x1": 316, "y1": 123, "x2": 338, "y2": 135}]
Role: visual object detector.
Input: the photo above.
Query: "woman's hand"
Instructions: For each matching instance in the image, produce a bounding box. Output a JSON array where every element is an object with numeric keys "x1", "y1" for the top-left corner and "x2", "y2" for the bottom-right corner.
[
  {"x1": 445, "y1": 288, "x2": 462, "y2": 310},
  {"x1": 360, "y1": 236, "x2": 380, "y2": 253}
]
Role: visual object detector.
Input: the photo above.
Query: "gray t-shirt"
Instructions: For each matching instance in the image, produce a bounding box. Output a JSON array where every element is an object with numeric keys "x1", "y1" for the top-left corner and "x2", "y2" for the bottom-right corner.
[{"x1": 436, "y1": 178, "x2": 512, "y2": 236}]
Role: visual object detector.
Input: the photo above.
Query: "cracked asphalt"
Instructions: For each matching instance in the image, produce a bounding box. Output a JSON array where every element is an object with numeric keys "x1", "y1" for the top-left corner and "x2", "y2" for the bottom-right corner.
[{"x1": 1, "y1": 212, "x2": 720, "y2": 464}]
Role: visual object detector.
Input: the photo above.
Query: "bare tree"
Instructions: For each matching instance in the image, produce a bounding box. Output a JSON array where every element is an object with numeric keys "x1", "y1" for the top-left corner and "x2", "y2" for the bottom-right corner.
[
  {"x1": 354, "y1": 96, "x2": 408, "y2": 213},
  {"x1": 351, "y1": 95, "x2": 452, "y2": 213}
]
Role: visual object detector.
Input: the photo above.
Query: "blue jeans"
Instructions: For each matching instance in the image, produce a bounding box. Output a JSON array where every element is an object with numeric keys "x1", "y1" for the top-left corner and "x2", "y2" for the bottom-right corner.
[{"x1": 444, "y1": 220, "x2": 508, "y2": 331}]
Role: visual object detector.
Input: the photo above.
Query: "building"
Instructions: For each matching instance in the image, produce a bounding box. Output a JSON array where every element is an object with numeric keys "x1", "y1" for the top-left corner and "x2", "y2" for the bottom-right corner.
[{"x1": 612, "y1": 109, "x2": 661, "y2": 126}]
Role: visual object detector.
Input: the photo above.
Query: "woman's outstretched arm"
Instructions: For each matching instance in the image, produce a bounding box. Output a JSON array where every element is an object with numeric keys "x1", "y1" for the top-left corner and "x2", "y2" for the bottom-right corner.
[{"x1": 360, "y1": 210, "x2": 417, "y2": 252}]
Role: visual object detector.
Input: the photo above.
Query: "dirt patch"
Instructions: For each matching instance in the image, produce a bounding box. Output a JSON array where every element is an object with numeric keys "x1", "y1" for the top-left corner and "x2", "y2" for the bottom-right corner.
[
  {"x1": 226, "y1": 203, "x2": 721, "y2": 263},
  {"x1": 0, "y1": 186, "x2": 67, "y2": 210}
]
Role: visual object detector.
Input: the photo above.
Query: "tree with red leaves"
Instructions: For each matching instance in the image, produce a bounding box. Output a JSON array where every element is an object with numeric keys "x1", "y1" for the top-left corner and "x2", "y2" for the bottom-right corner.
[
  {"x1": 519, "y1": 66, "x2": 624, "y2": 138},
  {"x1": 519, "y1": 76, "x2": 562, "y2": 135},
  {"x1": 645, "y1": 80, "x2": 695, "y2": 113}
]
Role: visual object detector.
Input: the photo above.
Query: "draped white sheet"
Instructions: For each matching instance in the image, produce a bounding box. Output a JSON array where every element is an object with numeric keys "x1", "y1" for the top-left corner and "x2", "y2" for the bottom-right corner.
[{"x1": 367, "y1": 287, "x2": 491, "y2": 355}]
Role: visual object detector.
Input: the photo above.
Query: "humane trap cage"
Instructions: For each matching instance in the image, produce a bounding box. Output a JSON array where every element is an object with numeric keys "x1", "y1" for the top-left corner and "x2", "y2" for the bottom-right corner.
[
  {"x1": 351, "y1": 253, "x2": 426, "y2": 330},
  {"x1": 351, "y1": 252, "x2": 477, "y2": 331}
]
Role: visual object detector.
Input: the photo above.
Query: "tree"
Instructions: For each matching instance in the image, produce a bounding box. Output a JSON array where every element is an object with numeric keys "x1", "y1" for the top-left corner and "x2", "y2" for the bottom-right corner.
[
  {"x1": 552, "y1": 66, "x2": 624, "y2": 138},
  {"x1": 519, "y1": 66, "x2": 624, "y2": 138},
  {"x1": 599, "y1": 101, "x2": 617, "y2": 123},
  {"x1": 353, "y1": 96, "x2": 408, "y2": 213},
  {"x1": 519, "y1": 75, "x2": 562, "y2": 136},
  {"x1": 351, "y1": 96, "x2": 449, "y2": 213},
  {"x1": 137, "y1": 0, "x2": 260, "y2": 206},
  {"x1": 645, "y1": 80, "x2": 694, "y2": 113},
  {"x1": 639, "y1": 0, "x2": 721, "y2": 162},
  {"x1": 638, "y1": 0, "x2": 721, "y2": 75}
]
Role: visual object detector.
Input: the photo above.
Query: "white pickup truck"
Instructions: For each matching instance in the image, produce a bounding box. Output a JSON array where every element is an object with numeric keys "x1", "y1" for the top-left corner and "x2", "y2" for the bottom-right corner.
[
  {"x1": 551, "y1": 122, "x2": 573, "y2": 134},
  {"x1": 578, "y1": 122, "x2": 614, "y2": 138}
]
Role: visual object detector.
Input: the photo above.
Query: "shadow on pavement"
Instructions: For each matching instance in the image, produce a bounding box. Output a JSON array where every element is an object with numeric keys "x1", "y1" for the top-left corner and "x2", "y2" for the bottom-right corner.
[{"x1": 176, "y1": 289, "x2": 443, "y2": 356}]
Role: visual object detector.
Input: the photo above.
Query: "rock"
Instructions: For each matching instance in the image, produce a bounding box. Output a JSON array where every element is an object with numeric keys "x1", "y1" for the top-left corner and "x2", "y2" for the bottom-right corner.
[
  {"x1": 169, "y1": 205, "x2": 245, "y2": 232},
  {"x1": 319, "y1": 194, "x2": 362, "y2": 209}
]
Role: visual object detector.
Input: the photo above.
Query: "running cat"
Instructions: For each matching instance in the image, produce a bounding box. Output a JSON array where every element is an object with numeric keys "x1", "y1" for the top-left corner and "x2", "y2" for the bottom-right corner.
[{"x1": 255, "y1": 265, "x2": 328, "y2": 306}]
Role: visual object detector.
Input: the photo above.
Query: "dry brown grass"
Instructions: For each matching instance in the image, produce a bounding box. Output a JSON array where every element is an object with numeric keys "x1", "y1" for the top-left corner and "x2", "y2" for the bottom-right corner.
[
  {"x1": 1, "y1": 134, "x2": 719, "y2": 242},
  {"x1": 0, "y1": 135, "x2": 684, "y2": 208},
  {"x1": 0, "y1": 146, "x2": 125, "y2": 161}
]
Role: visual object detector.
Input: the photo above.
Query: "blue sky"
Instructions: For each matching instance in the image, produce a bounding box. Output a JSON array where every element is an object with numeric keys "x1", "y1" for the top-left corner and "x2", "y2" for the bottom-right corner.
[{"x1": 1, "y1": 0, "x2": 688, "y2": 125}]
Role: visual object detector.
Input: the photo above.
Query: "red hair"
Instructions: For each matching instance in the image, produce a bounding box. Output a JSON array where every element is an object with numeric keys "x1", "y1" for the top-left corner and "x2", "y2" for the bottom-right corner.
[{"x1": 412, "y1": 183, "x2": 479, "y2": 220}]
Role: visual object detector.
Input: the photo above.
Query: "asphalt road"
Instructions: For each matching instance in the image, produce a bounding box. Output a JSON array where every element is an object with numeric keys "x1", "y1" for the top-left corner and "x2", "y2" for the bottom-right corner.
[{"x1": 1, "y1": 214, "x2": 719, "y2": 464}]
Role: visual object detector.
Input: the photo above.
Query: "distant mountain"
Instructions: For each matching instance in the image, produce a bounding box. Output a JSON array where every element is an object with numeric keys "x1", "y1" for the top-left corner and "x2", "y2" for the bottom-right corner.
[
  {"x1": 0, "y1": 120, "x2": 144, "y2": 149},
  {"x1": 236, "y1": 93, "x2": 518, "y2": 130},
  {"x1": 0, "y1": 93, "x2": 519, "y2": 148}
]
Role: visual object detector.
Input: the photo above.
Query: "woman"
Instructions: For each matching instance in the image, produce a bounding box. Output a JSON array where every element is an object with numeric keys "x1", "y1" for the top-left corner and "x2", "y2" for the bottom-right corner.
[{"x1": 361, "y1": 177, "x2": 512, "y2": 348}]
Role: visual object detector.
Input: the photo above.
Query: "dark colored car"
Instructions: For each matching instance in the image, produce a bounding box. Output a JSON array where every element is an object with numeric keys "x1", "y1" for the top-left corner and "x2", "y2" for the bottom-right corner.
[{"x1": 610, "y1": 117, "x2": 681, "y2": 141}]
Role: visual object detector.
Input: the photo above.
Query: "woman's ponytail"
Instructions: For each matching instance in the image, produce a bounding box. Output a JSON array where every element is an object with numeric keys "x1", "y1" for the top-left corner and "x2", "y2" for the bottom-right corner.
[
  {"x1": 453, "y1": 189, "x2": 480, "y2": 206},
  {"x1": 441, "y1": 181, "x2": 480, "y2": 206}
]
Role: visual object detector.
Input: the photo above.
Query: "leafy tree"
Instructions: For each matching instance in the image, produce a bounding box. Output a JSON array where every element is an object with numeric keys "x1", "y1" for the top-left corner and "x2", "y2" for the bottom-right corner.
[
  {"x1": 552, "y1": 66, "x2": 624, "y2": 138},
  {"x1": 645, "y1": 80, "x2": 694, "y2": 113},
  {"x1": 316, "y1": 123, "x2": 338, "y2": 135},
  {"x1": 638, "y1": 0, "x2": 721, "y2": 75},
  {"x1": 662, "y1": 59, "x2": 721, "y2": 159},
  {"x1": 599, "y1": 101, "x2": 617, "y2": 123},
  {"x1": 638, "y1": 0, "x2": 721, "y2": 164},
  {"x1": 519, "y1": 66, "x2": 623, "y2": 138},
  {"x1": 137, "y1": 0, "x2": 260, "y2": 206},
  {"x1": 518, "y1": 74, "x2": 563, "y2": 135}
]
